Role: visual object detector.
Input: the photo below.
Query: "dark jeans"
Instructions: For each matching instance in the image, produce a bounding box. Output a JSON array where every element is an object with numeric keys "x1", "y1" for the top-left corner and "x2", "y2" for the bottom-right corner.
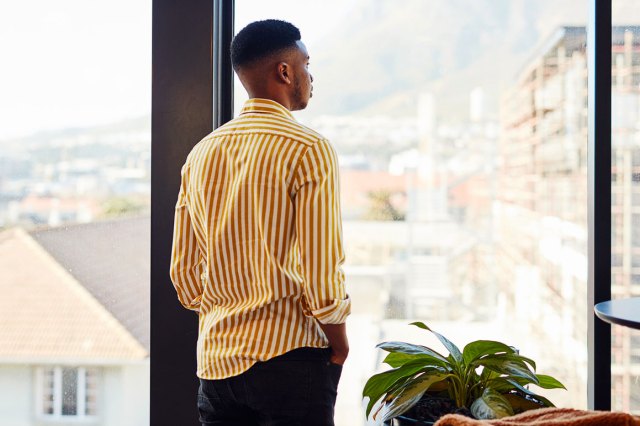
[{"x1": 197, "y1": 347, "x2": 343, "y2": 426}]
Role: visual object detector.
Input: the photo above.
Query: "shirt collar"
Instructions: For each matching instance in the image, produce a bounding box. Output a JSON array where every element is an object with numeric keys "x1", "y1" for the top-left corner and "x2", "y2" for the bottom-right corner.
[{"x1": 239, "y1": 98, "x2": 295, "y2": 120}]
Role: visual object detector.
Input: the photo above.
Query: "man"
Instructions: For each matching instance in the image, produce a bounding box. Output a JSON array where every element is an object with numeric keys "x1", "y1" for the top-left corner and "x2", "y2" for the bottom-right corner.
[{"x1": 170, "y1": 19, "x2": 350, "y2": 426}]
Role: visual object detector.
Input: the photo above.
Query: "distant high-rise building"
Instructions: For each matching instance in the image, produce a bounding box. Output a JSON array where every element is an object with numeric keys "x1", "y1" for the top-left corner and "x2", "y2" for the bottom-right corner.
[{"x1": 470, "y1": 87, "x2": 485, "y2": 123}]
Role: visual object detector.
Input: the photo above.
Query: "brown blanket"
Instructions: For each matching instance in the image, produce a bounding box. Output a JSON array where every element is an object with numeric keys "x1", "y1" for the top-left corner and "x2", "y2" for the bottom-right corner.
[{"x1": 433, "y1": 408, "x2": 640, "y2": 426}]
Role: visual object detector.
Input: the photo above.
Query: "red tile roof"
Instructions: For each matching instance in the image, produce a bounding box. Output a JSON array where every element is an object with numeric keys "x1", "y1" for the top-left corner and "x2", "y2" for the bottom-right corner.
[{"x1": 0, "y1": 228, "x2": 147, "y2": 362}]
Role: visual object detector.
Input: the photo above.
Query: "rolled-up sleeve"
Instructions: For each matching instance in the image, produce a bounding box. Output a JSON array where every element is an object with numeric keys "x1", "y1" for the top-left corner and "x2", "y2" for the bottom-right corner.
[
  {"x1": 169, "y1": 164, "x2": 204, "y2": 312},
  {"x1": 293, "y1": 139, "x2": 351, "y2": 324}
]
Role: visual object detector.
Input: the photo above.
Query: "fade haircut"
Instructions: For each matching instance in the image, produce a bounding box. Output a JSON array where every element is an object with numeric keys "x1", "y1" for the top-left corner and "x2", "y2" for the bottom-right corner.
[{"x1": 230, "y1": 19, "x2": 301, "y2": 70}]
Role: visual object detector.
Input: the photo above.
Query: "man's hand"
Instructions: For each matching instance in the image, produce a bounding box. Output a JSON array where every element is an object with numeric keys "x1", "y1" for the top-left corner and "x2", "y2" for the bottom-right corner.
[
  {"x1": 318, "y1": 322, "x2": 349, "y2": 366},
  {"x1": 330, "y1": 348, "x2": 349, "y2": 366}
]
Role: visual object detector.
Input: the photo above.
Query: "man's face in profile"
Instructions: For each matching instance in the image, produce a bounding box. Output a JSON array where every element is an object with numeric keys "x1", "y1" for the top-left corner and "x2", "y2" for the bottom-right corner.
[{"x1": 291, "y1": 40, "x2": 314, "y2": 111}]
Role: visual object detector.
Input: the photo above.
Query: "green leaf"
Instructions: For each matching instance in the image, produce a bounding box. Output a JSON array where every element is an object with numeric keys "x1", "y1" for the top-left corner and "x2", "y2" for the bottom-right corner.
[
  {"x1": 535, "y1": 374, "x2": 566, "y2": 390},
  {"x1": 502, "y1": 378, "x2": 556, "y2": 407},
  {"x1": 363, "y1": 360, "x2": 431, "y2": 417},
  {"x1": 486, "y1": 377, "x2": 523, "y2": 393},
  {"x1": 383, "y1": 352, "x2": 450, "y2": 369},
  {"x1": 503, "y1": 393, "x2": 546, "y2": 413},
  {"x1": 377, "y1": 372, "x2": 452, "y2": 422},
  {"x1": 490, "y1": 374, "x2": 564, "y2": 392},
  {"x1": 505, "y1": 349, "x2": 537, "y2": 371},
  {"x1": 377, "y1": 341, "x2": 449, "y2": 364},
  {"x1": 462, "y1": 340, "x2": 515, "y2": 366},
  {"x1": 480, "y1": 367, "x2": 501, "y2": 383},
  {"x1": 478, "y1": 352, "x2": 537, "y2": 372},
  {"x1": 410, "y1": 322, "x2": 463, "y2": 364},
  {"x1": 516, "y1": 355, "x2": 537, "y2": 371},
  {"x1": 470, "y1": 388, "x2": 514, "y2": 420},
  {"x1": 474, "y1": 353, "x2": 536, "y2": 368},
  {"x1": 477, "y1": 356, "x2": 539, "y2": 384}
]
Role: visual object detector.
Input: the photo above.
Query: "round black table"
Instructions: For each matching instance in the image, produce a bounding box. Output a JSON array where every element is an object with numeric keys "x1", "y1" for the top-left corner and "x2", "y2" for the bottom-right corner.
[{"x1": 594, "y1": 297, "x2": 640, "y2": 330}]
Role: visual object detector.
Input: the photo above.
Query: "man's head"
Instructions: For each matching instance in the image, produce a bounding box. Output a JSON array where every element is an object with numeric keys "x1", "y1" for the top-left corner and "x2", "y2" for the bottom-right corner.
[{"x1": 231, "y1": 19, "x2": 313, "y2": 111}]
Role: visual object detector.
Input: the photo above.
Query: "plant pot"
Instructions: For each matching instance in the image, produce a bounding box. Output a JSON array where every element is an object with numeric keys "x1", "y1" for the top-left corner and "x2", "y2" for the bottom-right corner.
[
  {"x1": 391, "y1": 415, "x2": 436, "y2": 425},
  {"x1": 387, "y1": 394, "x2": 462, "y2": 425}
]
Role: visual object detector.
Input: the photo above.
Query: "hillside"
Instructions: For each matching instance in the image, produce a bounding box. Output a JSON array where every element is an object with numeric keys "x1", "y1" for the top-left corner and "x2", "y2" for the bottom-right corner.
[{"x1": 302, "y1": 0, "x2": 626, "y2": 122}]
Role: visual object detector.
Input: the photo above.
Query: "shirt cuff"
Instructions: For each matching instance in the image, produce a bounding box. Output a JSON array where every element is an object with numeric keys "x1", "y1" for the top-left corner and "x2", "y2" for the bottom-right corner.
[
  {"x1": 311, "y1": 295, "x2": 351, "y2": 324},
  {"x1": 180, "y1": 294, "x2": 202, "y2": 312}
]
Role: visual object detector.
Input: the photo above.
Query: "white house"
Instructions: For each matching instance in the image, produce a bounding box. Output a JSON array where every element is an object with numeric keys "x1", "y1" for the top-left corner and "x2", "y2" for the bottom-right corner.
[{"x1": 0, "y1": 217, "x2": 150, "y2": 426}]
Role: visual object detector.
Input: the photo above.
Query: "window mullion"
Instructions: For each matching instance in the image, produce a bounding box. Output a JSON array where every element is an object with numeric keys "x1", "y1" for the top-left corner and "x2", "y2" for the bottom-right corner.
[
  {"x1": 151, "y1": 0, "x2": 215, "y2": 423},
  {"x1": 35, "y1": 367, "x2": 43, "y2": 417},
  {"x1": 587, "y1": 0, "x2": 612, "y2": 410}
]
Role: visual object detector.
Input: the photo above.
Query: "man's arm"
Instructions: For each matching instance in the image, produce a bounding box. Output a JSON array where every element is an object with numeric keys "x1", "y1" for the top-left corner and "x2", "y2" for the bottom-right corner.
[
  {"x1": 169, "y1": 164, "x2": 204, "y2": 313},
  {"x1": 293, "y1": 139, "x2": 351, "y2": 364},
  {"x1": 318, "y1": 323, "x2": 349, "y2": 365}
]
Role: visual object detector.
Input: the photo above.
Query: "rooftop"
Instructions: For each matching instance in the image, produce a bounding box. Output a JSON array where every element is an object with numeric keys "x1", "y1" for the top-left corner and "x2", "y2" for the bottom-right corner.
[
  {"x1": 31, "y1": 216, "x2": 150, "y2": 351},
  {"x1": 0, "y1": 217, "x2": 150, "y2": 363}
]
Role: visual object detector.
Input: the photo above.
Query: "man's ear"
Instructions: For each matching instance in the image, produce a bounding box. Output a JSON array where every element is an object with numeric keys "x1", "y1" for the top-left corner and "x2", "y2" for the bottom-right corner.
[{"x1": 277, "y1": 62, "x2": 292, "y2": 85}]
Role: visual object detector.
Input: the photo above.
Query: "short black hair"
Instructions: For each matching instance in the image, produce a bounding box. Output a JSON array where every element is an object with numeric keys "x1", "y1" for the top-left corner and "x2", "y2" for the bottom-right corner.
[{"x1": 230, "y1": 19, "x2": 301, "y2": 70}]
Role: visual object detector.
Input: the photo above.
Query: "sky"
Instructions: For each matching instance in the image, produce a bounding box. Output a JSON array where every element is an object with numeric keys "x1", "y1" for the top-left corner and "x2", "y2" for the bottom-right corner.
[
  {"x1": 0, "y1": 0, "x2": 152, "y2": 140},
  {"x1": 0, "y1": 0, "x2": 356, "y2": 141},
  {"x1": 233, "y1": 0, "x2": 359, "y2": 118},
  {"x1": 2, "y1": 0, "x2": 634, "y2": 141},
  {"x1": 235, "y1": 0, "x2": 358, "y2": 49}
]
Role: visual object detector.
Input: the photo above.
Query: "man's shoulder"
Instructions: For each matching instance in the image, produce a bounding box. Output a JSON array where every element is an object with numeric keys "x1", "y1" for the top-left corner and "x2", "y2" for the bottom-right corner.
[
  {"x1": 210, "y1": 114, "x2": 328, "y2": 147},
  {"x1": 288, "y1": 120, "x2": 327, "y2": 144}
]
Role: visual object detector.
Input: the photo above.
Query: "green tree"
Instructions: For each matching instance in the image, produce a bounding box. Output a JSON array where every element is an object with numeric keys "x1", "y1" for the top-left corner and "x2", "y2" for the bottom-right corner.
[
  {"x1": 102, "y1": 197, "x2": 145, "y2": 218},
  {"x1": 363, "y1": 190, "x2": 405, "y2": 221}
]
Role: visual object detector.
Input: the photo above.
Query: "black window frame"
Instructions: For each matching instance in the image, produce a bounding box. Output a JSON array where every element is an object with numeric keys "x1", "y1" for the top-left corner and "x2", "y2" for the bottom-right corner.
[
  {"x1": 587, "y1": 0, "x2": 612, "y2": 411},
  {"x1": 150, "y1": 0, "x2": 613, "y2": 423}
]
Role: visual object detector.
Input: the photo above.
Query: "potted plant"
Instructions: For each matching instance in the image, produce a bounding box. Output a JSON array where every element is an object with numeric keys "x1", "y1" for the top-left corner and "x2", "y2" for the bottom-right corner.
[{"x1": 363, "y1": 322, "x2": 566, "y2": 425}]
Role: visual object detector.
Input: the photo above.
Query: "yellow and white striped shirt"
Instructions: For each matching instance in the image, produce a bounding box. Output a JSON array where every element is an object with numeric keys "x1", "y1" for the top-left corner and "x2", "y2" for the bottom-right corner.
[{"x1": 170, "y1": 98, "x2": 350, "y2": 379}]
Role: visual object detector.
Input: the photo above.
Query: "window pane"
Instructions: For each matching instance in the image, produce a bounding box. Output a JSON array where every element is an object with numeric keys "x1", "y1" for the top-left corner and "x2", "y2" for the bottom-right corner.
[
  {"x1": 612, "y1": 4, "x2": 640, "y2": 414},
  {"x1": 42, "y1": 368, "x2": 55, "y2": 415},
  {"x1": 85, "y1": 368, "x2": 99, "y2": 416},
  {"x1": 61, "y1": 368, "x2": 78, "y2": 416},
  {"x1": 236, "y1": 1, "x2": 588, "y2": 424},
  {"x1": 0, "y1": 1, "x2": 150, "y2": 423}
]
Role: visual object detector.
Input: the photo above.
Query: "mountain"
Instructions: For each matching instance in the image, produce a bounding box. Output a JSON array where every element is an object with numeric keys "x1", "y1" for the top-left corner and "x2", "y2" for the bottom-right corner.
[
  {"x1": 301, "y1": 0, "x2": 614, "y2": 122},
  {"x1": 1, "y1": 115, "x2": 150, "y2": 153}
]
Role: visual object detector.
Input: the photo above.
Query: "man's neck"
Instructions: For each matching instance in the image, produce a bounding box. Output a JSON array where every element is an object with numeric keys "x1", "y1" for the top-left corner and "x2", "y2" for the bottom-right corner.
[{"x1": 248, "y1": 92, "x2": 293, "y2": 111}]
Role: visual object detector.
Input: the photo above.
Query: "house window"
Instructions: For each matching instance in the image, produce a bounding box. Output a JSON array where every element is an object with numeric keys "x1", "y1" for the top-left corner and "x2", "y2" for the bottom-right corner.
[{"x1": 38, "y1": 367, "x2": 99, "y2": 419}]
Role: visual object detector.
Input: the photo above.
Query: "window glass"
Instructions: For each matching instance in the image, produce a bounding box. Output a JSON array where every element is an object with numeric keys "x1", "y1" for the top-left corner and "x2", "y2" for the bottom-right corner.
[
  {"x1": 612, "y1": 3, "x2": 640, "y2": 414},
  {"x1": 42, "y1": 368, "x2": 55, "y2": 415},
  {"x1": 61, "y1": 368, "x2": 78, "y2": 416},
  {"x1": 85, "y1": 368, "x2": 99, "y2": 416},
  {"x1": 38, "y1": 367, "x2": 100, "y2": 418},
  {"x1": 0, "y1": 1, "x2": 150, "y2": 424},
  {"x1": 235, "y1": 1, "x2": 588, "y2": 424}
]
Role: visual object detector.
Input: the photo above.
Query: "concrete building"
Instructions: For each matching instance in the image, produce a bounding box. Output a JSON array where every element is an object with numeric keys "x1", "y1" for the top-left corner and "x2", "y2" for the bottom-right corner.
[
  {"x1": 499, "y1": 26, "x2": 640, "y2": 412},
  {"x1": 610, "y1": 26, "x2": 640, "y2": 413}
]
